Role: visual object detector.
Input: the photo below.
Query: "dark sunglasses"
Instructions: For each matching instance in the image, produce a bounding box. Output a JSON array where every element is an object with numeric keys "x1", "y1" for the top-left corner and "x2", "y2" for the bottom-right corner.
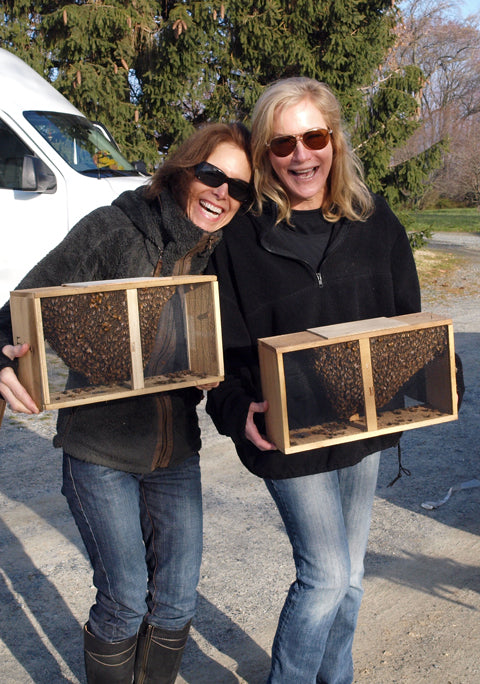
[
  {"x1": 194, "y1": 161, "x2": 252, "y2": 203},
  {"x1": 266, "y1": 127, "x2": 332, "y2": 157}
]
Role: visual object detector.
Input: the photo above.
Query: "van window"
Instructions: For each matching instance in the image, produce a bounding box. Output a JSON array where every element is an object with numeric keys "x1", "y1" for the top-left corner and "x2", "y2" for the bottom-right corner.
[
  {"x1": 0, "y1": 119, "x2": 34, "y2": 189},
  {"x1": 23, "y1": 111, "x2": 141, "y2": 177}
]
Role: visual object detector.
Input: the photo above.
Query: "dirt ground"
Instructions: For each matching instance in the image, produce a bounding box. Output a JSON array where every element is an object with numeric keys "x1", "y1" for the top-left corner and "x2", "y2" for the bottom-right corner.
[{"x1": 0, "y1": 232, "x2": 479, "y2": 683}]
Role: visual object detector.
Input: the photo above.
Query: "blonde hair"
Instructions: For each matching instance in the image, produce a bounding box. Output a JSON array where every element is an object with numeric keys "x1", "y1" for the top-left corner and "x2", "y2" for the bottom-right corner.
[{"x1": 251, "y1": 77, "x2": 373, "y2": 224}]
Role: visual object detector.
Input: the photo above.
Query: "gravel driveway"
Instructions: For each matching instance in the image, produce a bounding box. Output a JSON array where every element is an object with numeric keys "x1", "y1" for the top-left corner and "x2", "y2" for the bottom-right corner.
[{"x1": 0, "y1": 232, "x2": 479, "y2": 683}]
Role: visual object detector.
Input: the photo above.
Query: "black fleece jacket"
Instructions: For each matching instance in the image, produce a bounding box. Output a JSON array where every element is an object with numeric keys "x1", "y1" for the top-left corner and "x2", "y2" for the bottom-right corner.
[
  {"x1": 206, "y1": 194, "x2": 421, "y2": 480},
  {"x1": 0, "y1": 187, "x2": 221, "y2": 473}
]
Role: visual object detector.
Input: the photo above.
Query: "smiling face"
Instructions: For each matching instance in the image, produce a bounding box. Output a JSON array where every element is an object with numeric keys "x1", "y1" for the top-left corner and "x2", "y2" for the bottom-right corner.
[
  {"x1": 186, "y1": 142, "x2": 252, "y2": 232},
  {"x1": 269, "y1": 98, "x2": 333, "y2": 210}
]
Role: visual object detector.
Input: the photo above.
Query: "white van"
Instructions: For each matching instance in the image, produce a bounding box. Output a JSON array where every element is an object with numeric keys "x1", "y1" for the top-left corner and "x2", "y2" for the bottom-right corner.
[{"x1": 0, "y1": 48, "x2": 149, "y2": 304}]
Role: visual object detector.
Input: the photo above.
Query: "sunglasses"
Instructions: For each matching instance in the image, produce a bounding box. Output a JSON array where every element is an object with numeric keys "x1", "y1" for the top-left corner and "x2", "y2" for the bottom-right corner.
[
  {"x1": 266, "y1": 127, "x2": 332, "y2": 157},
  {"x1": 194, "y1": 161, "x2": 252, "y2": 203}
]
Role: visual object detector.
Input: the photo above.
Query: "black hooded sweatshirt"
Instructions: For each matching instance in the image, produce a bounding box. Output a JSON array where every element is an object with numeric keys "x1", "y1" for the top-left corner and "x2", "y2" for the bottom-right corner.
[
  {"x1": 206, "y1": 194, "x2": 421, "y2": 480},
  {"x1": 0, "y1": 187, "x2": 221, "y2": 472}
]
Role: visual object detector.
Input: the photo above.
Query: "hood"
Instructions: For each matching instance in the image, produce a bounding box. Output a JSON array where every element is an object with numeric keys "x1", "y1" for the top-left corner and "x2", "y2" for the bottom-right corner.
[
  {"x1": 112, "y1": 187, "x2": 220, "y2": 273},
  {"x1": 112, "y1": 186, "x2": 167, "y2": 251}
]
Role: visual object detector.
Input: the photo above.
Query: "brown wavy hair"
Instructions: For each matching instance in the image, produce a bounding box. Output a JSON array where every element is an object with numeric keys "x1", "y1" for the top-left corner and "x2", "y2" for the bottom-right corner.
[
  {"x1": 251, "y1": 77, "x2": 374, "y2": 224},
  {"x1": 144, "y1": 122, "x2": 252, "y2": 211}
]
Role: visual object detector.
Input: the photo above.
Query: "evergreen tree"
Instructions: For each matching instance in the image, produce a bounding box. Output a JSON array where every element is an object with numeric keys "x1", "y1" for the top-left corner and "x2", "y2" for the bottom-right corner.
[
  {"x1": 0, "y1": 1, "x2": 53, "y2": 74},
  {"x1": 40, "y1": 1, "x2": 159, "y2": 164},
  {"x1": 135, "y1": 1, "x2": 400, "y2": 160},
  {"x1": 1, "y1": 0, "x2": 442, "y2": 199}
]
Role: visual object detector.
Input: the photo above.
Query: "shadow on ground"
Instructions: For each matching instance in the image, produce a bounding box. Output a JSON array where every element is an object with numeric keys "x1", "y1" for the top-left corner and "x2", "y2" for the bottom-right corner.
[{"x1": 376, "y1": 332, "x2": 480, "y2": 537}]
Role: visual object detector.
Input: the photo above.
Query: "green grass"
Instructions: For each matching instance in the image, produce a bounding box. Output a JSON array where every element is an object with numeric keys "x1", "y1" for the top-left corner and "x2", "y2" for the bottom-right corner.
[{"x1": 405, "y1": 207, "x2": 480, "y2": 233}]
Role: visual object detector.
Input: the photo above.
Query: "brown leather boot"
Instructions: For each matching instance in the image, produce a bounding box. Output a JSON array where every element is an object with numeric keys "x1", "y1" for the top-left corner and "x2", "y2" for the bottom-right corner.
[
  {"x1": 83, "y1": 623, "x2": 137, "y2": 683},
  {"x1": 134, "y1": 619, "x2": 191, "y2": 684}
]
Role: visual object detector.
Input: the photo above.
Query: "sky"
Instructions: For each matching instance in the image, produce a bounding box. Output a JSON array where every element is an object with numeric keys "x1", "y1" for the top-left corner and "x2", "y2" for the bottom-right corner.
[{"x1": 460, "y1": 0, "x2": 479, "y2": 18}]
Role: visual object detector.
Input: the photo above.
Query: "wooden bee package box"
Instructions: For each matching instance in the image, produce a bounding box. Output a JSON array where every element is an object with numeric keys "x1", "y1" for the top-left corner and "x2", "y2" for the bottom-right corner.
[
  {"x1": 10, "y1": 276, "x2": 223, "y2": 410},
  {"x1": 258, "y1": 313, "x2": 458, "y2": 455}
]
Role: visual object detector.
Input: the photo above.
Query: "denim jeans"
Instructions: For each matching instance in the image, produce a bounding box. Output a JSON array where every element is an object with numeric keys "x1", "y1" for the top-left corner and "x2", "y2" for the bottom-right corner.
[
  {"x1": 264, "y1": 451, "x2": 380, "y2": 684},
  {"x1": 62, "y1": 453, "x2": 202, "y2": 643}
]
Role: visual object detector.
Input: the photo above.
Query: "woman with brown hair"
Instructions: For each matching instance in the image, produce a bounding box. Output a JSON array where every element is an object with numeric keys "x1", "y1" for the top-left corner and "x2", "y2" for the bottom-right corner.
[{"x1": 0, "y1": 122, "x2": 252, "y2": 683}]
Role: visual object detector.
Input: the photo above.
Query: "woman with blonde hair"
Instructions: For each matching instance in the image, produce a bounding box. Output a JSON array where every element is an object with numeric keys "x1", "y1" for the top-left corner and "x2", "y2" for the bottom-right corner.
[
  {"x1": 207, "y1": 77, "x2": 420, "y2": 683},
  {"x1": 251, "y1": 76, "x2": 374, "y2": 225}
]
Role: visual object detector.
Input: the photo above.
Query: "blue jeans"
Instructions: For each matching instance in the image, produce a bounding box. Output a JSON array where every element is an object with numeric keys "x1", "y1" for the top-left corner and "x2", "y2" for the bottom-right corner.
[
  {"x1": 62, "y1": 453, "x2": 202, "y2": 643},
  {"x1": 264, "y1": 452, "x2": 380, "y2": 684}
]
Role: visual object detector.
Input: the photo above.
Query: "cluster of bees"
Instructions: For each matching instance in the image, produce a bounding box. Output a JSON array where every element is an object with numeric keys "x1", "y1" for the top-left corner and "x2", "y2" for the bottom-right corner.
[
  {"x1": 311, "y1": 340, "x2": 365, "y2": 420},
  {"x1": 370, "y1": 326, "x2": 448, "y2": 409},
  {"x1": 306, "y1": 326, "x2": 449, "y2": 422},
  {"x1": 137, "y1": 286, "x2": 176, "y2": 368},
  {"x1": 41, "y1": 286, "x2": 176, "y2": 385}
]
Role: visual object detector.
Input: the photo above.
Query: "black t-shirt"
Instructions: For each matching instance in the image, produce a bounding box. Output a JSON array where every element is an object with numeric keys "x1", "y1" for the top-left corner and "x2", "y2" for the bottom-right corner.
[{"x1": 275, "y1": 208, "x2": 335, "y2": 271}]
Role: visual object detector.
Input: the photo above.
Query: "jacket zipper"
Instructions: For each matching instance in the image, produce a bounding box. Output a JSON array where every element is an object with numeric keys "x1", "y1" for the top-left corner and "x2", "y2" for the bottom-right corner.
[
  {"x1": 261, "y1": 240, "x2": 325, "y2": 288},
  {"x1": 258, "y1": 213, "x2": 348, "y2": 290},
  {"x1": 174, "y1": 233, "x2": 217, "y2": 275}
]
